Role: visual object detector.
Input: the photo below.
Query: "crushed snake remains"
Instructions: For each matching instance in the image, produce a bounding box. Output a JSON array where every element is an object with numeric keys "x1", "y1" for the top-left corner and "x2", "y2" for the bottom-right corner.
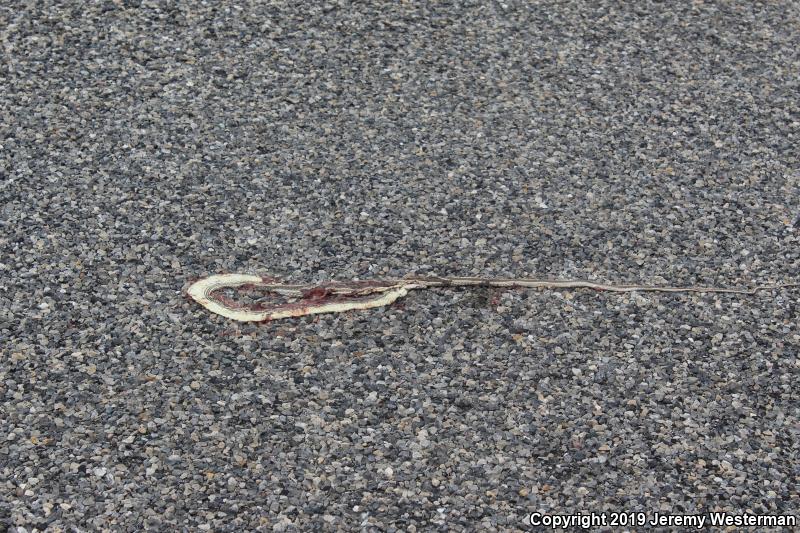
[{"x1": 186, "y1": 273, "x2": 799, "y2": 322}]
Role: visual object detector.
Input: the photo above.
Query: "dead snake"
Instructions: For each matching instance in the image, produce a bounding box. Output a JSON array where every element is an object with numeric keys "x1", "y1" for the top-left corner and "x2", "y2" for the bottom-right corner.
[{"x1": 186, "y1": 273, "x2": 799, "y2": 322}]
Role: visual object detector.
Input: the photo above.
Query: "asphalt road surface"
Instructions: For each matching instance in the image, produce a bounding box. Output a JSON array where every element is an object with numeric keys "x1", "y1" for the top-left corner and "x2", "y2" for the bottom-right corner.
[{"x1": 1, "y1": 1, "x2": 798, "y2": 531}]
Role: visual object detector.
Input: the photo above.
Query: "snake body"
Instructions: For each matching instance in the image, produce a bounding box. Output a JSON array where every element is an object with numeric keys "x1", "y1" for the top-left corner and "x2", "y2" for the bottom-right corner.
[{"x1": 186, "y1": 274, "x2": 799, "y2": 322}]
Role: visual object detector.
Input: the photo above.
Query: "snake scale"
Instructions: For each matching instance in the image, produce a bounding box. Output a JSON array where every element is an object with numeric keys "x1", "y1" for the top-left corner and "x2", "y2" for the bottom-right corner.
[{"x1": 186, "y1": 273, "x2": 799, "y2": 322}]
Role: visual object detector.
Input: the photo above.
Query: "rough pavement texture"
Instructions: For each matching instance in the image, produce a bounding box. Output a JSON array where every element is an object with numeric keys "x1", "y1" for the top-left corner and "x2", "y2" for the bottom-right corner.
[{"x1": 2, "y1": 1, "x2": 799, "y2": 531}]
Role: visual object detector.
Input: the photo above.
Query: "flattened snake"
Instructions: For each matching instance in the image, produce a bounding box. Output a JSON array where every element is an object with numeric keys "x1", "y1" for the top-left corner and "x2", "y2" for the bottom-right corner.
[{"x1": 187, "y1": 273, "x2": 799, "y2": 322}]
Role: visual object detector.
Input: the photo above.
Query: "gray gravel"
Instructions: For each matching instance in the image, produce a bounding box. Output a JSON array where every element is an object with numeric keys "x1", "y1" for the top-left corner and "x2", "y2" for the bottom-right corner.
[{"x1": 2, "y1": 1, "x2": 799, "y2": 531}]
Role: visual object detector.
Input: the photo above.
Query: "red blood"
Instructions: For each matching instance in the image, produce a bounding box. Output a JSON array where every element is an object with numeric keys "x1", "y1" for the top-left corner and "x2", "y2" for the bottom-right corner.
[
  {"x1": 213, "y1": 294, "x2": 245, "y2": 309},
  {"x1": 489, "y1": 288, "x2": 506, "y2": 307},
  {"x1": 303, "y1": 287, "x2": 332, "y2": 300}
]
